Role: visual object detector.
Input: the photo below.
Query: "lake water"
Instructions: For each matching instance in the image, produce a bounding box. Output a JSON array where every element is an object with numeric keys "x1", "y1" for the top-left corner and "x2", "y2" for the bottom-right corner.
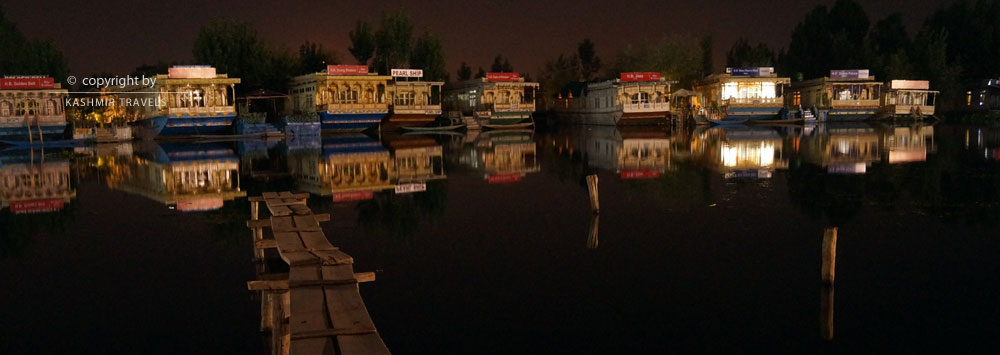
[{"x1": 1, "y1": 121, "x2": 999, "y2": 353}]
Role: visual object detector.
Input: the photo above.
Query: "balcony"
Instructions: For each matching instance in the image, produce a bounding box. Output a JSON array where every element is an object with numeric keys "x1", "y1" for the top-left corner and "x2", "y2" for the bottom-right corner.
[
  {"x1": 168, "y1": 106, "x2": 235, "y2": 116},
  {"x1": 622, "y1": 102, "x2": 670, "y2": 112},
  {"x1": 724, "y1": 97, "x2": 783, "y2": 106},
  {"x1": 484, "y1": 102, "x2": 536, "y2": 112}
]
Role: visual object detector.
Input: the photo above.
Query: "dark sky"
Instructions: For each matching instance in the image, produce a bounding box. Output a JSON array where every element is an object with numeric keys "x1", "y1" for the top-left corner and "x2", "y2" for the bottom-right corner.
[{"x1": 5, "y1": 0, "x2": 951, "y2": 78}]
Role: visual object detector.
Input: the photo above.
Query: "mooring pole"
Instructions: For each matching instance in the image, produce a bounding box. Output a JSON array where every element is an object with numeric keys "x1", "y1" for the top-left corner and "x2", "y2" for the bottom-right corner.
[
  {"x1": 822, "y1": 227, "x2": 837, "y2": 284},
  {"x1": 587, "y1": 174, "x2": 599, "y2": 213}
]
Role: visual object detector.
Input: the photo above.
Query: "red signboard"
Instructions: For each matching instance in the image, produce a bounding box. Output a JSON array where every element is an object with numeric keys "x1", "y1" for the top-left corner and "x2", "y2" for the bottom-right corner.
[
  {"x1": 620, "y1": 72, "x2": 661, "y2": 82},
  {"x1": 620, "y1": 170, "x2": 660, "y2": 179},
  {"x1": 10, "y1": 199, "x2": 64, "y2": 213},
  {"x1": 487, "y1": 173, "x2": 522, "y2": 184},
  {"x1": 333, "y1": 190, "x2": 374, "y2": 202},
  {"x1": 328, "y1": 65, "x2": 369, "y2": 76},
  {"x1": 1, "y1": 77, "x2": 55, "y2": 89},
  {"x1": 486, "y1": 72, "x2": 520, "y2": 82}
]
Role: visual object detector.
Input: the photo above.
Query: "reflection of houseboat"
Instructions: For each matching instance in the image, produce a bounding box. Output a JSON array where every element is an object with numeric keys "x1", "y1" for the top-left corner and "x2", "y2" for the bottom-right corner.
[
  {"x1": 459, "y1": 130, "x2": 540, "y2": 182},
  {"x1": 878, "y1": 80, "x2": 938, "y2": 119},
  {"x1": 383, "y1": 134, "x2": 445, "y2": 193},
  {"x1": 443, "y1": 73, "x2": 539, "y2": 129},
  {"x1": 0, "y1": 77, "x2": 68, "y2": 141},
  {"x1": 564, "y1": 125, "x2": 671, "y2": 179},
  {"x1": 116, "y1": 66, "x2": 240, "y2": 138},
  {"x1": 693, "y1": 67, "x2": 791, "y2": 124},
  {"x1": 789, "y1": 70, "x2": 882, "y2": 121},
  {"x1": 883, "y1": 125, "x2": 934, "y2": 164},
  {"x1": 288, "y1": 65, "x2": 391, "y2": 132},
  {"x1": 553, "y1": 73, "x2": 673, "y2": 126},
  {"x1": 288, "y1": 135, "x2": 394, "y2": 201},
  {"x1": 799, "y1": 123, "x2": 880, "y2": 174},
  {"x1": 959, "y1": 79, "x2": 1000, "y2": 113},
  {"x1": 0, "y1": 150, "x2": 75, "y2": 213},
  {"x1": 104, "y1": 142, "x2": 245, "y2": 211},
  {"x1": 384, "y1": 70, "x2": 444, "y2": 130},
  {"x1": 693, "y1": 125, "x2": 785, "y2": 178}
]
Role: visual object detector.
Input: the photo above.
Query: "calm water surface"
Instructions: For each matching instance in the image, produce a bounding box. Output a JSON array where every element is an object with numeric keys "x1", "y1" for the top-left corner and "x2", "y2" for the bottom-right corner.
[{"x1": 1, "y1": 121, "x2": 999, "y2": 353}]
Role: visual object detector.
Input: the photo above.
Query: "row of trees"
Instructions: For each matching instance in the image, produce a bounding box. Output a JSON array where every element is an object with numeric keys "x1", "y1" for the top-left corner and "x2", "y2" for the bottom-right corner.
[
  {"x1": 0, "y1": 9, "x2": 69, "y2": 83},
  {"x1": 347, "y1": 8, "x2": 446, "y2": 82}
]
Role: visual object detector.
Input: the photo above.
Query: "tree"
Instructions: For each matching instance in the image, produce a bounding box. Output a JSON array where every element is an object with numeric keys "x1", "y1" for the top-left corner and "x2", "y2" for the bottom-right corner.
[
  {"x1": 348, "y1": 20, "x2": 375, "y2": 65},
  {"x1": 783, "y1": 0, "x2": 872, "y2": 79},
  {"x1": 490, "y1": 55, "x2": 513, "y2": 72},
  {"x1": 577, "y1": 39, "x2": 601, "y2": 80},
  {"x1": 297, "y1": 41, "x2": 338, "y2": 75},
  {"x1": 0, "y1": 8, "x2": 69, "y2": 82},
  {"x1": 870, "y1": 13, "x2": 913, "y2": 79},
  {"x1": 605, "y1": 35, "x2": 704, "y2": 87},
  {"x1": 726, "y1": 38, "x2": 775, "y2": 67},
  {"x1": 699, "y1": 35, "x2": 713, "y2": 76},
  {"x1": 193, "y1": 19, "x2": 275, "y2": 93},
  {"x1": 538, "y1": 53, "x2": 580, "y2": 102},
  {"x1": 373, "y1": 7, "x2": 413, "y2": 74},
  {"x1": 409, "y1": 31, "x2": 447, "y2": 81},
  {"x1": 457, "y1": 62, "x2": 472, "y2": 81},
  {"x1": 475, "y1": 67, "x2": 486, "y2": 78}
]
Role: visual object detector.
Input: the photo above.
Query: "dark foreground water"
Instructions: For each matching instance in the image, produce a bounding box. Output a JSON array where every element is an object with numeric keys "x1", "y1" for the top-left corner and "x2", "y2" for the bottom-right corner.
[{"x1": 1, "y1": 121, "x2": 999, "y2": 353}]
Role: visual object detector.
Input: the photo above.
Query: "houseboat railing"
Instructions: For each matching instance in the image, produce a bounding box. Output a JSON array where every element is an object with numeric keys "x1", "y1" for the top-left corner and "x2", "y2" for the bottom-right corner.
[
  {"x1": 393, "y1": 104, "x2": 441, "y2": 111},
  {"x1": 724, "y1": 97, "x2": 783, "y2": 105},
  {"x1": 483, "y1": 102, "x2": 536, "y2": 112},
  {"x1": 623, "y1": 102, "x2": 670, "y2": 111},
  {"x1": 324, "y1": 103, "x2": 389, "y2": 111},
  {"x1": 167, "y1": 106, "x2": 236, "y2": 116}
]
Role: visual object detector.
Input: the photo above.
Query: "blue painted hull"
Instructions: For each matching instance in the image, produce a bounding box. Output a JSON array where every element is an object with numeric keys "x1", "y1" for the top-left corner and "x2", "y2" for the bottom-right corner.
[
  {"x1": 0, "y1": 124, "x2": 67, "y2": 142},
  {"x1": 135, "y1": 115, "x2": 235, "y2": 137},
  {"x1": 321, "y1": 135, "x2": 386, "y2": 157},
  {"x1": 130, "y1": 116, "x2": 167, "y2": 140},
  {"x1": 319, "y1": 112, "x2": 385, "y2": 132}
]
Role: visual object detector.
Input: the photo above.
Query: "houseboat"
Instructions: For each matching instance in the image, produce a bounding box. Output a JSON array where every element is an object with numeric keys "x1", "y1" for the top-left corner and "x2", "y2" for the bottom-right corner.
[
  {"x1": 788, "y1": 69, "x2": 882, "y2": 121},
  {"x1": 692, "y1": 67, "x2": 791, "y2": 124},
  {"x1": 553, "y1": 72, "x2": 674, "y2": 126},
  {"x1": 443, "y1": 73, "x2": 539, "y2": 129},
  {"x1": 0, "y1": 76, "x2": 68, "y2": 142},
  {"x1": 959, "y1": 79, "x2": 1000, "y2": 114},
  {"x1": 114, "y1": 66, "x2": 240, "y2": 139},
  {"x1": 288, "y1": 65, "x2": 391, "y2": 132},
  {"x1": 878, "y1": 80, "x2": 938, "y2": 119},
  {"x1": 383, "y1": 69, "x2": 444, "y2": 130}
]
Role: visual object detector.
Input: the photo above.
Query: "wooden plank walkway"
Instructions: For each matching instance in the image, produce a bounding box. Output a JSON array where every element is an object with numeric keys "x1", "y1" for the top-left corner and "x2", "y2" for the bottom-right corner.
[{"x1": 248, "y1": 191, "x2": 390, "y2": 355}]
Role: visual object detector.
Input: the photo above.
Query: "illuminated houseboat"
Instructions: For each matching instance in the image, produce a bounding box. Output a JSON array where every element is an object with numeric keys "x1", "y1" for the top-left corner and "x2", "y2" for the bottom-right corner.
[
  {"x1": 288, "y1": 65, "x2": 391, "y2": 132},
  {"x1": 878, "y1": 80, "x2": 938, "y2": 119},
  {"x1": 104, "y1": 142, "x2": 245, "y2": 211},
  {"x1": 288, "y1": 135, "x2": 394, "y2": 202},
  {"x1": 959, "y1": 79, "x2": 1000, "y2": 114},
  {"x1": 693, "y1": 67, "x2": 790, "y2": 124},
  {"x1": 1, "y1": 151, "x2": 75, "y2": 213},
  {"x1": 553, "y1": 72, "x2": 674, "y2": 126},
  {"x1": 116, "y1": 66, "x2": 240, "y2": 138},
  {"x1": 443, "y1": 73, "x2": 539, "y2": 129},
  {"x1": 384, "y1": 69, "x2": 444, "y2": 129},
  {"x1": 0, "y1": 77, "x2": 68, "y2": 142},
  {"x1": 788, "y1": 69, "x2": 882, "y2": 121}
]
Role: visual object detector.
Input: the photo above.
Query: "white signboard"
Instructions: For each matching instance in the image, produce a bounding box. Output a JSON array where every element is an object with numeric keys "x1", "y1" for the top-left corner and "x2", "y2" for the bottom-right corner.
[
  {"x1": 168, "y1": 66, "x2": 217, "y2": 79},
  {"x1": 395, "y1": 182, "x2": 427, "y2": 194},
  {"x1": 890, "y1": 80, "x2": 929, "y2": 90},
  {"x1": 391, "y1": 69, "x2": 424, "y2": 78}
]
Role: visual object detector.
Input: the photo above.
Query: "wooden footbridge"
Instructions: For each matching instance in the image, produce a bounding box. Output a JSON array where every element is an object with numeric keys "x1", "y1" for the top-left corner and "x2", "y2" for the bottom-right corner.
[{"x1": 247, "y1": 191, "x2": 390, "y2": 355}]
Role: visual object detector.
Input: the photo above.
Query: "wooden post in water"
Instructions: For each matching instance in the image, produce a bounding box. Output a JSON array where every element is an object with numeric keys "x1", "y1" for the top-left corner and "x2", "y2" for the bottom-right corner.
[
  {"x1": 822, "y1": 227, "x2": 837, "y2": 284},
  {"x1": 587, "y1": 174, "x2": 599, "y2": 213},
  {"x1": 587, "y1": 214, "x2": 599, "y2": 249},
  {"x1": 820, "y1": 285, "x2": 835, "y2": 340}
]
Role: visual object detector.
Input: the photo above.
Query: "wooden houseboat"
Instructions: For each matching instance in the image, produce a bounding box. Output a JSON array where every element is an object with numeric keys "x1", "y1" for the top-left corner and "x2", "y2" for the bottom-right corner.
[
  {"x1": 115, "y1": 66, "x2": 240, "y2": 139},
  {"x1": 384, "y1": 69, "x2": 444, "y2": 130},
  {"x1": 788, "y1": 69, "x2": 882, "y2": 121},
  {"x1": 692, "y1": 67, "x2": 791, "y2": 124},
  {"x1": 878, "y1": 80, "x2": 938, "y2": 119},
  {"x1": 288, "y1": 65, "x2": 391, "y2": 132},
  {"x1": 0, "y1": 77, "x2": 68, "y2": 142},
  {"x1": 553, "y1": 72, "x2": 674, "y2": 126},
  {"x1": 443, "y1": 73, "x2": 539, "y2": 129}
]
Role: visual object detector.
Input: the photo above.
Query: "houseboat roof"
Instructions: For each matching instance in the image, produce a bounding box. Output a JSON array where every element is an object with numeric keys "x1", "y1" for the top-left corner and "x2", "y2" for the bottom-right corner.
[
  {"x1": 791, "y1": 75, "x2": 880, "y2": 88},
  {"x1": 0, "y1": 77, "x2": 65, "y2": 92},
  {"x1": 697, "y1": 73, "x2": 791, "y2": 86},
  {"x1": 391, "y1": 80, "x2": 445, "y2": 86},
  {"x1": 446, "y1": 77, "x2": 539, "y2": 91},
  {"x1": 290, "y1": 72, "x2": 393, "y2": 85}
]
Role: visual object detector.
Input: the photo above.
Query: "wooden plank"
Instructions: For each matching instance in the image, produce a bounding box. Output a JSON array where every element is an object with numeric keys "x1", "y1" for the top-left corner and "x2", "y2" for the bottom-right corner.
[
  {"x1": 337, "y1": 334, "x2": 391, "y2": 355},
  {"x1": 262, "y1": 192, "x2": 279, "y2": 199},
  {"x1": 271, "y1": 216, "x2": 297, "y2": 233},
  {"x1": 312, "y1": 249, "x2": 354, "y2": 265},
  {"x1": 249, "y1": 273, "x2": 374, "y2": 291},
  {"x1": 268, "y1": 205, "x2": 293, "y2": 217},
  {"x1": 323, "y1": 285, "x2": 376, "y2": 330},
  {"x1": 291, "y1": 326, "x2": 377, "y2": 340},
  {"x1": 255, "y1": 239, "x2": 278, "y2": 249},
  {"x1": 290, "y1": 204, "x2": 312, "y2": 215},
  {"x1": 247, "y1": 214, "x2": 330, "y2": 229},
  {"x1": 354, "y1": 272, "x2": 375, "y2": 283},
  {"x1": 249, "y1": 196, "x2": 265, "y2": 202},
  {"x1": 290, "y1": 338, "x2": 333, "y2": 355},
  {"x1": 298, "y1": 231, "x2": 333, "y2": 250}
]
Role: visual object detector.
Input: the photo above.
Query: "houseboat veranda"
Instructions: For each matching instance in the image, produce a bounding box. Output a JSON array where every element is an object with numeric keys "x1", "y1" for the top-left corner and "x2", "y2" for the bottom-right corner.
[
  {"x1": 443, "y1": 73, "x2": 539, "y2": 129},
  {"x1": 384, "y1": 69, "x2": 444, "y2": 130},
  {"x1": 553, "y1": 72, "x2": 674, "y2": 126},
  {"x1": 0, "y1": 76, "x2": 69, "y2": 142},
  {"x1": 788, "y1": 69, "x2": 882, "y2": 121},
  {"x1": 692, "y1": 67, "x2": 791, "y2": 124},
  {"x1": 878, "y1": 80, "x2": 938, "y2": 119},
  {"x1": 288, "y1": 65, "x2": 391, "y2": 132},
  {"x1": 114, "y1": 66, "x2": 240, "y2": 139}
]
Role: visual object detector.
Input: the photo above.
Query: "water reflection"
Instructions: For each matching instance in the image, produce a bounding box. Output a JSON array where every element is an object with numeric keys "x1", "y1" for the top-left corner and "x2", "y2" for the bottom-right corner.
[
  {"x1": 103, "y1": 141, "x2": 245, "y2": 211},
  {"x1": 455, "y1": 130, "x2": 540, "y2": 183},
  {"x1": 0, "y1": 148, "x2": 75, "y2": 213},
  {"x1": 693, "y1": 125, "x2": 785, "y2": 179}
]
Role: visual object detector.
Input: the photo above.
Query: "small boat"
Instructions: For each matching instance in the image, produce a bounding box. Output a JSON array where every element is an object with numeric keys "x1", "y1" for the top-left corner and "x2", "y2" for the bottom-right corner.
[
  {"x1": 748, "y1": 117, "x2": 805, "y2": 125},
  {"x1": 401, "y1": 117, "x2": 466, "y2": 132}
]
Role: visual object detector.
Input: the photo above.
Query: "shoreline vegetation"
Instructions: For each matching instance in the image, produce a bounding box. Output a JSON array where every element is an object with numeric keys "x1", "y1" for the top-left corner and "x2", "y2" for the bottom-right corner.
[{"x1": 2, "y1": 0, "x2": 999, "y2": 126}]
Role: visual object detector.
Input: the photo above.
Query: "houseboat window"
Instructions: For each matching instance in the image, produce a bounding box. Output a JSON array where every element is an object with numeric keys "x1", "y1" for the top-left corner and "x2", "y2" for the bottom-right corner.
[
  {"x1": 792, "y1": 92, "x2": 801, "y2": 106},
  {"x1": 1, "y1": 101, "x2": 10, "y2": 116},
  {"x1": 396, "y1": 91, "x2": 416, "y2": 106},
  {"x1": 631, "y1": 92, "x2": 650, "y2": 104},
  {"x1": 966, "y1": 91, "x2": 972, "y2": 106},
  {"x1": 45, "y1": 100, "x2": 56, "y2": 115},
  {"x1": 15, "y1": 100, "x2": 38, "y2": 116},
  {"x1": 339, "y1": 90, "x2": 358, "y2": 104}
]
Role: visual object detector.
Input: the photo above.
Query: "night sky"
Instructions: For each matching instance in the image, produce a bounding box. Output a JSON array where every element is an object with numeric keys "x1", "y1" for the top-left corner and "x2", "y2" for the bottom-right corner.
[{"x1": 5, "y1": 0, "x2": 953, "y2": 78}]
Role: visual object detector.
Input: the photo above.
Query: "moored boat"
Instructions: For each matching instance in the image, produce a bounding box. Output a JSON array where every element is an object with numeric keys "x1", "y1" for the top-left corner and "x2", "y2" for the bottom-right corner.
[
  {"x1": 553, "y1": 72, "x2": 674, "y2": 126},
  {"x1": 288, "y1": 65, "x2": 391, "y2": 133},
  {"x1": 443, "y1": 73, "x2": 539, "y2": 129},
  {"x1": 693, "y1": 67, "x2": 791, "y2": 125},
  {"x1": 0, "y1": 76, "x2": 69, "y2": 142},
  {"x1": 383, "y1": 69, "x2": 444, "y2": 130},
  {"x1": 114, "y1": 65, "x2": 240, "y2": 138},
  {"x1": 878, "y1": 80, "x2": 938, "y2": 119},
  {"x1": 788, "y1": 69, "x2": 882, "y2": 121}
]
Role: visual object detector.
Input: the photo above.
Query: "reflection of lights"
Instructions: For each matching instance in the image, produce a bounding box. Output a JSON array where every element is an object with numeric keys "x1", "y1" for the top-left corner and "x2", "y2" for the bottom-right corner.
[{"x1": 720, "y1": 141, "x2": 776, "y2": 167}]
